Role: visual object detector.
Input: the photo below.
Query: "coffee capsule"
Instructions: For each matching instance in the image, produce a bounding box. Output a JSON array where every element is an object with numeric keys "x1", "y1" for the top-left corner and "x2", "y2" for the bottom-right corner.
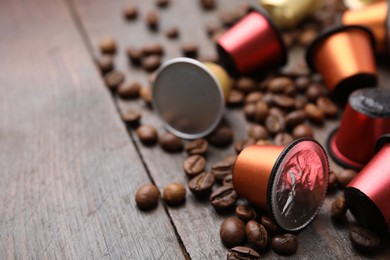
[
  {"x1": 343, "y1": 0, "x2": 390, "y2": 53},
  {"x1": 233, "y1": 138, "x2": 329, "y2": 231},
  {"x1": 306, "y1": 25, "x2": 377, "y2": 102},
  {"x1": 152, "y1": 57, "x2": 232, "y2": 139},
  {"x1": 345, "y1": 134, "x2": 390, "y2": 235},
  {"x1": 217, "y1": 6, "x2": 287, "y2": 76},
  {"x1": 343, "y1": 0, "x2": 383, "y2": 10},
  {"x1": 327, "y1": 88, "x2": 390, "y2": 170},
  {"x1": 260, "y1": 0, "x2": 323, "y2": 29}
]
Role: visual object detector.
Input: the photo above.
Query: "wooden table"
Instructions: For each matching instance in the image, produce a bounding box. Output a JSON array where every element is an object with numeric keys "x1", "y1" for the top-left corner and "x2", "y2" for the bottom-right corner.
[{"x1": 0, "y1": 0, "x2": 389, "y2": 259}]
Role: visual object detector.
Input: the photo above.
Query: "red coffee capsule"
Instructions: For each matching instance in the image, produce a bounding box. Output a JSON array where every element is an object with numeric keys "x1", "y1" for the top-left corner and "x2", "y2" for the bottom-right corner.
[
  {"x1": 217, "y1": 6, "x2": 287, "y2": 76},
  {"x1": 233, "y1": 138, "x2": 329, "y2": 231},
  {"x1": 345, "y1": 134, "x2": 390, "y2": 235},
  {"x1": 328, "y1": 88, "x2": 390, "y2": 170},
  {"x1": 306, "y1": 25, "x2": 377, "y2": 102}
]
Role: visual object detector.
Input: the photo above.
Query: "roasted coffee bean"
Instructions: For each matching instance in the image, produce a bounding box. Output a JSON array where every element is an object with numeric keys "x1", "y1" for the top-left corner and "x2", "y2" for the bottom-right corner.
[
  {"x1": 295, "y1": 76, "x2": 311, "y2": 92},
  {"x1": 181, "y1": 42, "x2": 198, "y2": 58},
  {"x1": 104, "y1": 71, "x2": 125, "y2": 90},
  {"x1": 220, "y1": 217, "x2": 246, "y2": 248},
  {"x1": 140, "y1": 86, "x2": 153, "y2": 106},
  {"x1": 159, "y1": 132, "x2": 183, "y2": 152},
  {"x1": 271, "y1": 234, "x2": 298, "y2": 255},
  {"x1": 336, "y1": 169, "x2": 357, "y2": 188},
  {"x1": 163, "y1": 183, "x2": 186, "y2": 206},
  {"x1": 283, "y1": 31, "x2": 297, "y2": 48},
  {"x1": 219, "y1": 11, "x2": 238, "y2": 27},
  {"x1": 210, "y1": 186, "x2": 238, "y2": 210},
  {"x1": 155, "y1": 0, "x2": 170, "y2": 8},
  {"x1": 200, "y1": 0, "x2": 216, "y2": 10},
  {"x1": 212, "y1": 161, "x2": 233, "y2": 181},
  {"x1": 317, "y1": 97, "x2": 338, "y2": 118},
  {"x1": 223, "y1": 174, "x2": 233, "y2": 186},
  {"x1": 272, "y1": 95, "x2": 296, "y2": 110},
  {"x1": 285, "y1": 110, "x2": 306, "y2": 127},
  {"x1": 227, "y1": 246, "x2": 260, "y2": 260},
  {"x1": 245, "y1": 92, "x2": 264, "y2": 104},
  {"x1": 236, "y1": 77, "x2": 256, "y2": 94},
  {"x1": 146, "y1": 11, "x2": 159, "y2": 30},
  {"x1": 349, "y1": 226, "x2": 380, "y2": 252},
  {"x1": 246, "y1": 220, "x2": 269, "y2": 249},
  {"x1": 292, "y1": 124, "x2": 314, "y2": 139},
  {"x1": 261, "y1": 215, "x2": 280, "y2": 236},
  {"x1": 205, "y1": 22, "x2": 220, "y2": 37},
  {"x1": 117, "y1": 80, "x2": 141, "y2": 99},
  {"x1": 122, "y1": 109, "x2": 141, "y2": 127},
  {"x1": 328, "y1": 170, "x2": 337, "y2": 191},
  {"x1": 263, "y1": 93, "x2": 275, "y2": 106},
  {"x1": 165, "y1": 26, "x2": 179, "y2": 39},
  {"x1": 244, "y1": 103, "x2": 256, "y2": 121},
  {"x1": 96, "y1": 55, "x2": 114, "y2": 74},
  {"x1": 142, "y1": 43, "x2": 164, "y2": 56},
  {"x1": 234, "y1": 139, "x2": 256, "y2": 154},
  {"x1": 265, "y1": 114, "x2": 285, "y2": 136},
  {"x1": 183, "y1": 155, "x2": 206, "y2": 178},
  {"x1": 248, "y1": 125, "x2": 268, "y2": 140},
  {"x1": 268, "y1": 77, "x2": 294, "y2": 94},
  {"x1": 136, "y1": 125, "x2": 158, "y2": 145},
  {"x1": 99, "y1": 36, "x2": 116, "y2": 54},
  {"x1": 331, "y1": 195, "x2": 347, "y2": 221},
  {"x1": 236, "y1": 205, "x2": 256, "y2": 222},
  {"x1": 142, "y1": 55, "x2": 161, "y2": 72},
  {"x1": 295, "y1": 97, "x2": 308, "y2": 110},
  {"x1": 123, "y1": 5, "x2": 138, "y2": 20},
  {"x1": 274, "y1": 133, "x2": 294, "y2": 146},
  {"x1": 306, "y1": 83, "x2": 326, "y2": 102},
  {"x1": 135, "y1": 184, "x2": 160, "y2": 210},
  {"x1": 188, "y1": 172, "x2": 215, "y2": 196},
  {"x1": 269, "y1": 107, "x2": 286, "y2": 117},
  {"x1": 126, "y1": 47, "x2": 143, "y2": 65},
  {"x1": 228, "y1": 90, "x2": 245, "y2": 106},
  {"x1": 207, "y1": 126, "x2": 234, "y2": 147},
  {"x1": 299, "y1": 28, "x2": 317, "y2": 46},
  {"x1": 184, "y1": 138, "x2": 208, "y2": 155},
  {"x1": 224, "y1": 155, "x2": 237, "y2": 165},
  {"x1": 305, "y1": 103, "x2": 325, "y2": 125},
  {"x1": 254, "y1": 101, "x2": 269, "y2": 123},
  {"x1": 284, "y1": 84, "x2": 296, "y2": 97}
]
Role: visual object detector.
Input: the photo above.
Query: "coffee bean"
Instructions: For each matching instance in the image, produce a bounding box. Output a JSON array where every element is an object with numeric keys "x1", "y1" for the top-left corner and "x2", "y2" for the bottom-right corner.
[
  {"x1": 210, "y1": 186, "x2": 238, "y2": 210},
  {"x1": 188, "y1": 172, "x2": 215, "y2": 197},
  {"x1": 245, "y1": 92, "x2": 264, "y2": 104},
  {"x1": 140, "y1": 86, "x2": 153, "y2": 106},
  {"x1": 183, "y1": 155, "x2": 206, "y2": 178},
  {"x1": 271, "y1": 234, "x2": 298, "y2": 255},
  {"x1": 263, "y1": 93, "x2": 275, "y2": 106},
  {"x1": 236, "y1": 205, "x2": 256, "y2": 222},
  {"x1": 328, "y1": 170, "x2": 337, "y2": 192},
  {"x1": 146, "y1": 11, "x2": 159, "y2": 30},
  {"x1": 268, "y1": 77, "x2": 294, "y2": 94},
  {"x1": 305, "y1": 103, "x2": 325, "y2": 125},
  {"x1": 284, "y1": 84, "x2": 296, "y2": 97},
  {"x1": 261, "y1": 215, "x2": 280, "y2": 236},
  {"x1": 224, "y1": 155, "x2": 237, "y2": 165},
  {"x1": 136, "y1": 125, "x2": 158, "y2": 145},
  {"x1": 227, "y1": 90, "x2": 245, "y2": 107},
  {"x1": 244, "y1": 103, "x2": 256, "y2": 121},
  {"x1": 219, "y1": 10, "x2": 238, "y2": 27},
  {"x1": 292, "y1": 124, "x2": 313, "y2": 139},
  {"x1": 212, "y1": 161, "x2": 234, "y2": 181},
  {"x1": 99, "y1": 36, "x2": 117, "y2": 54},
  {"x1": 96, "y1": 55, "x2": 114, "y2": 74},
  {"x1": 316, "y1": 97, "x2": 338, "y2": 118},
  {"x1": 336, "y1": 169, "x2": 357, "y2": 188},
  {"x1": 117, "y1": 80, "x2": 141, "y2": 99},
  {"x1": 283, "y1": 31, "x2": 297, "y2": 48},
  {"x1": 207, "y1": 126, "x2": 234, "y2": 147},
  {"x1": 254, "y1": 101, "x2": 269, "y2": 123},
  {"x1": 155, "y1": 0, "x2": 170, "y2": 8},
  {"x1": 165, "y1": 26, "x2": 179, "y2": 39},
  {"x1": 274, "y1": 133, "x2": 294, "y2": 146},
  {"x1": 299, "y1": 28, "x2": 317, "y2": 46},
  {"x1": 306, "y1": 83, "x2": 326, "y2": 102},
  {"x1": 285, "y1": 110, "x2": 306, "y2": 127},
  {"x1": 269, "y1": 107, "x2": 286, "y2": 117},
  {"x1": 227, "y1": 246, "x2": 260, "y2": 260},
  {"x1": 122, "y1": 109, "x2": 141, "y2": 127},
  {"x1": 234, "y1": 139, "x2": 256, "y2": 154},
  {"x1": 248, "y1": 125, "x2": 268, "y2": 140},
  {"x1": 181, "y1": 42, "x2": 198, "y2": 58},
  {"x1": 246, "y1": 220, "x2": 269, "y2": 249},
  {"x1": 295, "y1": 97, "x2": 308, "y2": 110},
  {"x1": 135, "y1": 184, "x2": 160, "y2": 210},
  {"x1": 142, "y1": 43, "x2": 164, "y2": 56},
  {"x1": 223, "y1": 174, "x2": 233, "y2": 186},
  {"x1": 126, "y1": 47, "x2": 143, "y2": 66},
  {"x1": 236, "y1": 77, "x2": 256, "y2": 94},
  {"x1": 295, "y1": 76, "x2": 311, "y2": 92},
  {"x1": 123, "y1": 5, "x2": 138, "y2": 20},
  {"x1": 142, "y1": 55, "x2": 161, "y2": 72},
  {"x1": 349, "y1": 226, "x2": 380, "y2": 252},
  {"x1": 331, "y1": 195, "x2": 347, "y2": 221},
  {"x1": 163, "y1": 183, "x2": 186, "y2": 206},
  {"x1": 200, "y1": 0, "x2": 216, "y2": 10},
  {"x1": 265, "y1": 114, "x2": 285, "y2": 136},
  {"x1": 205, "y1": 22, "x2": 220, "y2": 37},
  {"x1": 104, "y1": 71, "x2": 125, "y2": 90},
  {"x1": 159, "y1": 132, "x2": 183, "y2": 153},
  {"x1": 272, "y1": 95, "x2": 296, "y2": 110},
  {"x1": 220, "y1": 217, "x2": 246, "y2": 248},
  {"x1": 184, "y1": 139, "x2": 208, "y2": 155}
]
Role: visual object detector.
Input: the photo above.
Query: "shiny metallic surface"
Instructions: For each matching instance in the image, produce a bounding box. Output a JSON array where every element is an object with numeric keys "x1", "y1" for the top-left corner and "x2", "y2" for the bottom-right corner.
[
  {"x1": 152, "y1": 58, "x2": 224, "y2": 139},
  {"x1": 261, "y1": 0, "x2": 323, "y2": 29},
  {"x1": 217, "y1": 7, "x2": 287, "y2": 76},
  {"x1": 203, "y1": 62, "x2": 232, "y2": 102}
]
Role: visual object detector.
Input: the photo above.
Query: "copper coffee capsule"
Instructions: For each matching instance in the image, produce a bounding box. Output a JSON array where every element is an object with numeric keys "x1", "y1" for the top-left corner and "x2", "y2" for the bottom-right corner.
[
  {"x1": 233, "y1": 138, "x2": 329, "y2": 231},
  {"x1": 306, "y1": 25, "x2": 377, "y2": 102},
  {"x1": 153, "y1": 58, "x2": 232, "y2": 139},
  {"x1": 260, "y1": 0, "x2": 323, "y2": 29},
  {"x1": 345, "y1": 134, "x2": 390, "y2": 235},
  {"x1": 328, "y1": 88, "x2": 390, "y2": 170},
  {"x1": 217, "y1": 6, "x2": 287, "y2": 76}
]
